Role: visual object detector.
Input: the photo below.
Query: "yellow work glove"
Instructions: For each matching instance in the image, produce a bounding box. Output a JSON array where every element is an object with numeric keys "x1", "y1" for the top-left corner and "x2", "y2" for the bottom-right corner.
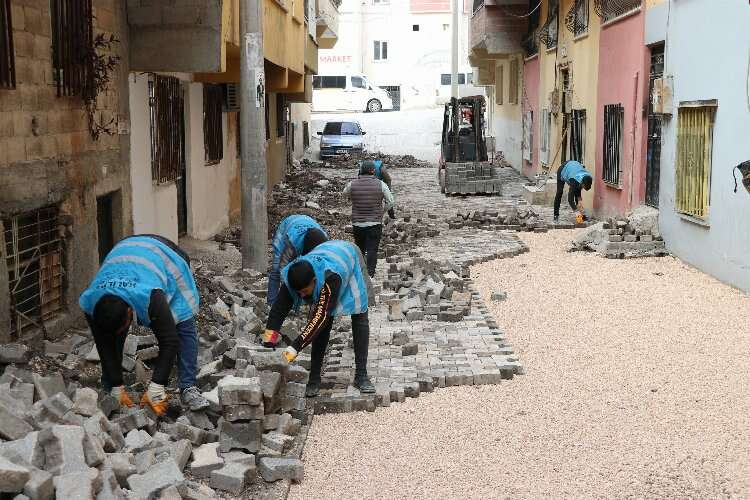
[
  {"x1": 140, "y1": 382, "x2": 169, "y2": 417},
  {"x1": 110, "y1": 386, "x2": 134, "y2": 408},
  {"x1": 282, "y1": 346, "x2": 298, "y2": 363}
]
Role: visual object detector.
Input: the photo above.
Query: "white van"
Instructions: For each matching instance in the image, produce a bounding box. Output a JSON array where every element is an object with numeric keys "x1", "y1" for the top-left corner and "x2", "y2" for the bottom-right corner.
[{"x1": 312, "y1": 74, "x2": 394, "y2": 113}]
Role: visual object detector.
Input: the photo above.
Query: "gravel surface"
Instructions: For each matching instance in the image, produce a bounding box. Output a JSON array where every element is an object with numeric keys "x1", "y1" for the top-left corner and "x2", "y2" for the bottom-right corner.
[{"x1": 290, "y1": 231, "x2": 750, "y2": 499}]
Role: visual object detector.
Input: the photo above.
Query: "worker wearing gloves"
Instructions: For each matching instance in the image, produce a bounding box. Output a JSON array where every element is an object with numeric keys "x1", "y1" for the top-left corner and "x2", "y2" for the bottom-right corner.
[
  {"x1": 267, "y1": 215, "x2": 328, "y2": 305},
  {"x1": 553, "y1": 159, "x2": 594, "y2": 222},
  {"x1": 359, "y1": 159, "x2": 395, "y2": 219},
  {"x1": 79, "y1": 235, "x2": 209, "y2": 416},
  {"x1": 344, "y1": 161, "x2": 395, "y2": 278},
  {"x1": 263, "y1": 240, "x2": 375, "y2": 398}
]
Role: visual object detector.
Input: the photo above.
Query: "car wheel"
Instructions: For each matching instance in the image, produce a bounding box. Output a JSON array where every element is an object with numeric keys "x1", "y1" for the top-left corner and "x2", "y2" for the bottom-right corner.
[{"x1": 366, "y1": 99, "x2": 382, "y2": 113}]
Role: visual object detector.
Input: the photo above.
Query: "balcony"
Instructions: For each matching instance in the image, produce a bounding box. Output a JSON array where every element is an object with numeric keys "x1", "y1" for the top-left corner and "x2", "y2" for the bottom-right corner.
[
  {"x1": 470, "y1": 1, "x2": 528, "y2": 59},
  {"x1": 316, "y1": 0, "x2": 339, "y2": 49}
]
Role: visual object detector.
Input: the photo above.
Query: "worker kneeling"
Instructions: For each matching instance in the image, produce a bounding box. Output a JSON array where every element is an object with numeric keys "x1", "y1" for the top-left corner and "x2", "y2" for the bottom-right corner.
[
  {"x1": 79, "y1": 235, "x2": 209, "y2": 416},
  {"x1": 267, "y1": 214, "x2": 328, "y2": 305},
  {"x1": 263, "y1": 240, "x2": 375, "y2": 397}
]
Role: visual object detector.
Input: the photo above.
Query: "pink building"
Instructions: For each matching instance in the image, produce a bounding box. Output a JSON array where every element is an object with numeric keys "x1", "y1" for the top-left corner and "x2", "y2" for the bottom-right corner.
[{"x1": 594, "y1": 10, "x2": 649, "y2": 217}]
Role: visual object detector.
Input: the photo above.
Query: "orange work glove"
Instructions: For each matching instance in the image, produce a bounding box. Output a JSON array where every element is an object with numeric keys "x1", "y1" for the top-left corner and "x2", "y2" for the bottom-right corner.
[
  {"x1": 111, "y1": 386, "x2": 134, "y2": 408},
  {"x1": 140, "y1": 382, "x2": 169, "y2": 417}
]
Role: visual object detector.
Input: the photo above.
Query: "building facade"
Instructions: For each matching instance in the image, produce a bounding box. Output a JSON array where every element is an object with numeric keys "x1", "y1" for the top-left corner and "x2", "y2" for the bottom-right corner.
[{"x1": 0, "y1": 0, "x2": 132, "y2": 341}]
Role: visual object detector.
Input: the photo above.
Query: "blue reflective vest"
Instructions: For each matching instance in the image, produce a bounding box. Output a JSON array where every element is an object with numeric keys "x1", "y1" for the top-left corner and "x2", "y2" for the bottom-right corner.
[
  {"x1": 560, "y1": 160, "x2": 592, "y2": 185},
  {"x1": 359, "y1": 160, "x2": 384, "y2": 181},
  {"x1": 281, "y1": 240, "x2": 371, "y2": 317},
  {"x1": 79, "y1": 236, "x2": 199, "y2": 327}
]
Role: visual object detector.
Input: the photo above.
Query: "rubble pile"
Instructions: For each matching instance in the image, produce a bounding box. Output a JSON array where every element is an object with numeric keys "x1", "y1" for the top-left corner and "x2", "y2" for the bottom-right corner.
[
  {"x1": 303, "y1": 152, "x2": 432, "y2": 170},
  {"x1": 572, "y1": 206, "x2": 666, "y2": 258}
]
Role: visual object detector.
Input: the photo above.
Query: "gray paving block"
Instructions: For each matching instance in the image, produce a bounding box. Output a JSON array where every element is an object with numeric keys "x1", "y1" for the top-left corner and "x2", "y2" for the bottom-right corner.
[
  {"x1": 190, "y1": 443, "x2": 224, "y2": 479},
  {"x1": 127, "y1": 459, "x2": 184, "y2": 499},
  {"x1": 23, "y1": 467, "x2": 53, "y2": 500},
  {"x1": 32, "y1": 373, "x2": 66, "y2": 401},
  {"x1": 258, "y1": 457, "x2": 303, "y2": 483},
  {"x1": 103, "y1": 453, "x2": 136, "y2": 488},
  {"x1": 40, "y1": 425, "x2": 88, "y2": 476},
  {"x1": 210, "y1": 461, "x2": 255, "y2": 495},
  {"x1": 0, "y1": 455, "x2": 30, "y2": 493},
  {"x1": 218, "y1": 420, "x2": 261, "y2": 454},
  {"x1": 52, "y1": 468, "x2": 101, "y2": 500}
]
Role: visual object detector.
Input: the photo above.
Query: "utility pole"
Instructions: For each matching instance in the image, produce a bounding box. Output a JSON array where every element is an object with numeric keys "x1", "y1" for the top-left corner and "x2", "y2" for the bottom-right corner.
[
  {"x1": 240, "y1": 0, "x2": 268, "y2": 271},
  {"x1": 451, "y1": 0, "x2": 459, "y2": 98}
]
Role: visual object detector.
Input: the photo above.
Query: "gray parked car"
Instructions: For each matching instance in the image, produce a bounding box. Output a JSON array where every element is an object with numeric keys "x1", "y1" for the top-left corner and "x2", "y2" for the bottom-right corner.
[{"x1": 317, "y1": 121, "x2": 366, "y2": 159}]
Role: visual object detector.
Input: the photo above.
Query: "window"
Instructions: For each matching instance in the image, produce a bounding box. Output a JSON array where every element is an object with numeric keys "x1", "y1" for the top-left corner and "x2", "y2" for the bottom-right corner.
[
  {"x1": 323, "y1": 122, "x2": 360, "y2": 135},
  {"x1": 351, "y1": 76, "x2": 367, "y2": 89},
  {"x1": 565, "y1": 0, "x2": 589, "y2": 36},
  {"x1": 203, "y1": 84, "x2": 224, "y2": 165},
  {"x1": 602, "y1": 104, "x2": 624, "y2": 186},
  {"x1": 440, "y1": 74, "x2": 451, "y2": 86},
  {"x1": 538, "y1": 0, "x2": 558, "y2": 49},
  {"x1": 51, "y1": 0, "x2": 94, "y2": 97},
  {"x1": 373, "y1": 41, "x2": 388, "y2": 61},
  {"x1": 569, "y1": 109, "x2": 586, "y2": 163},
  {"x1": 472, "y1": 0, "x2": 484, "y2": 14},
  {"x1": 540, "y1": 108, "x2": 551, "y2": 165},
  {"x1": 276, "y1": 94, "x2": 286, "y2": 138},
  {"x1": 495, "y1": 65, "x2": 503, "y2": 105},
  {"x1": 316, "y1": 75, "x2": 346, "y2": 89},
  {"x1": 149, "y1": 75, "x2": 185, "y2": 185},
  {"x1": 0, "y1": 0, "x2": 15, "y2": 89},
  {"x1": 594, "y1": 0, "x2": 640, "y2": 23},
  {"x1": 467, "y1": 73, "x2": 473, "y2": 84},
  {"x1": 522, "y1": 0, "x2": 541, "y2": 57},
  {"x1": 3, "y1": 206, "x2": 64, "y2": 338},
  {"x1": 508, "y1": 58, "x2": 519, "y2": 104},
  {"x1": 675, "y1": 104, "x2": 716, "y2": 219},
  {"x1": 413, "y1": 24, "x2": 419, "y2": 31}
]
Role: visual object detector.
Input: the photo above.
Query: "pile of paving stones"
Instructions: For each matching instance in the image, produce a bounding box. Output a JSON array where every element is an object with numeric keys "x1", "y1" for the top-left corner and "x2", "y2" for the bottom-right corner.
[
  {"x1": 572, "y1": 206, "x2": 667, "y2": 258},
  {"x1": 442, "y1": 162, "x2": 503, "y2": 195},
  {"x1": 446, "y1": 207, "x2": 592, "y2": 233},
  {"x1": 303, "y1": 152, "x2": 432, "y2": 170}
]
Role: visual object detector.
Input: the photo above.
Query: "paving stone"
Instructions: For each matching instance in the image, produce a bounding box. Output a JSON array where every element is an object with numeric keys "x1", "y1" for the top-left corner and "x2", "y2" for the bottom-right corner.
[
  {"x1": 103, "y1": 453, "x2": 136, "y2": 488},
  {"x1": 83, "y1": 431, "x2": 106, "y2": 467},
  {"x1": 111, "y1": 409, "x2": 149, "y2": 434},
  {"x1": 0, "y1": 404, "x2": 34, "y2": 440},
  {"x1": 165, "y1": 422, "x2": 207, "y2": 446},
  {"x1": 218, "y1": 419, "x2": 262, "y2": 453},
  {"x1": 168, "y1": 439, "x2": 193, "y2": 472},
  {"x1": 53, "y1": 468, "x2": 102, "y2": 500},
  {"x1": 69, "y1": 388, "x2": 99, "y2": 417},
  {"x1": 29, "y1": 392, "x2": 76, "y2": 428},
  {"x1": 23, "y1": 467, "x2": 54, "y2": 500},
  {"x1": 97, "y1": 468, "x2": 126, "y2": 500},
  {"x1": 0, "y1": 455, "x2": 30, "y2": 493},
  {"x1": 125, "y1": 429, "x2": 156, "y2": 454},
  {"x1": 258, "y1": 457, "x2": 304, "y2": 483},
  {"x1": 285, "y1": 365, "x2": 309, "y2": 384},
  {"x1": 401, "y1": 343, "x2": 419, "y2": 356},
  {"x1": 0, "y1": 344, "x2": 31, "y2": 365},
  {"x1": 158, "y1": 485, "x2": 183, "y2": 500},
  {"x1": 31, "y1": 373, "x2": 66, "y2": 401},
  {"x1": 224, "y1": 403, "x2": 265, "y2": 422},
  {"x1": 127, "y1": 459, "x2": 185, "y2": 499},
  {"x1": 40, "y1": 425, "x2": 89, "y2": 476},
  {"x1": 190, "y1": 443, "x2": 224, "y2": 479},
  {"x1": 277, "y1": 414, "x2": 301, "y2": 436},
  {"x1": 217, "y1": 376, "x2": 263, "y2": 406},
  {"x1": 220, "y1": 451, "x2": 255, "y2": 466},
  {"x1": 263, "y1": 414, "x2": 280, "y2": 431},
  {"x1": 261, "y1": 432, "x2": 294, "y2": 453},
  {"x1": 210, "y1": 461, "x2": 255, "y2": 495}
]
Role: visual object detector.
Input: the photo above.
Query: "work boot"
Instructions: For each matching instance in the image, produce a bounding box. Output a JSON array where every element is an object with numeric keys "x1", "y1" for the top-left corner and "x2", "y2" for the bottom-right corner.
[
  {"x1": 305, "y1": 380, "x2": 321, "y2": 398},
  {"x1": 353, "y1": 374, "x2": 375, "y2": 394},
  {"x1": 180, "y1": 386, "x2": 210, "y2": 411}
]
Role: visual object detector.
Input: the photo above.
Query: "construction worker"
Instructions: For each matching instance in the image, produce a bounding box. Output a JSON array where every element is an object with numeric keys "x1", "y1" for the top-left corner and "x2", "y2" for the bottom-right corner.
[
  {"x1": 79, "y1": 235, "x2": 209, "y2": 416},
  {"x1": 554, "y1": 159, "x2": 593, "y2": 222},
  {"x1": 359, "y1": 159, "x2": 396, "y2": 219},
  {"x1": 263, "y1": 240, "x2": 375, "y2": 397},
  {"x1": 267, "y1": 215, "x2": 328, "y2": 305},
  {"x1": 344, "y1": 161, "x2": 395, "y2": 278}
]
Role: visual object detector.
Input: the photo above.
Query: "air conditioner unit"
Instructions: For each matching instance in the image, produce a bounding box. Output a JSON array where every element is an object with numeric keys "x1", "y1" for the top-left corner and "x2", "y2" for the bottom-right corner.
[{"x1": 224, "y1": 83, "x2": 240, "y2": 112}]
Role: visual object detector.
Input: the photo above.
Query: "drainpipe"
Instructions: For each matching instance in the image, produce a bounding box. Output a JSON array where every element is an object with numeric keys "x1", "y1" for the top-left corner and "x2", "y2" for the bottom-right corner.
[{"x1": 629, "y1": 71, "x2": 640, "y2": 211}]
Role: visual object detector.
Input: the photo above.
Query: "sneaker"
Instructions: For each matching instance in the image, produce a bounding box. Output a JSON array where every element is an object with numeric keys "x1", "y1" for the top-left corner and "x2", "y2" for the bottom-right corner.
[
  {"x1": 305, "y1": 380, "x2": 321, "y2": 398},
  {"x1": 353, "y1": 374, "x2": 375, "y2": 394},
  {"x1": 180, "y1": 386, "x2": 210, "y2": 411}
]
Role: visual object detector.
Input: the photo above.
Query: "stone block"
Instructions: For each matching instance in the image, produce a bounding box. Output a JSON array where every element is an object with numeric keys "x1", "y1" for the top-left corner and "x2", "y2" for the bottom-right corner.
[
  {"x1": 127, "y1": 459, "x2": 185, "y2": 500},
  {"x1": 29, "y1": 392, "x2": 75, "y2": 428},
  {"x1": 168, "y1": 440, "x2": 193, "y2": 472},
  {"x1": 224, "y1": 404, "x2": 264, "y2": 422},
  {"x1": 639, "y1": 234, "x2": 654, "y2": 242},
  {"x1": 103, "y1": 453, "x2": 136, "y2": 488},
  {"x1": 285, "y1": 365, "x2": 309, "y2": 384},
  {"x1": 218, "y1": 420, "x2": 262, "y2": 453},
  {"x1": 53, "y1": 469, "x2": 102, "y2": 500},
  {"x1": 97, "y1": 469, "x2": 125, "y2": 500},
  {"x1": 278, "y1": 413, "x2": 301, "y2": 436},
  {"x1": 263, "y1": 414, "x2": 279, "y2": 431},
  {"x1": 31, "y1": 373, "x2": 66, "y2": 401},
  {"x1": 285, "y1": 382, "x2": 306, "y2": 399},
  {"x1": 401, "y1": 343, "x2": 418, "y2": 356},
  {"x1": 220, "y1": 451, "x2": 255, "y2": 466},
  {"x1": 258, "y1": 457, "x2": 303, "y2": 483},
  {"x1": 190, "y1": 443, "x2": 224, "y2": 479},
  {"x1": 72, "y1": 388, "x2": 99, "y2": 417},
  {"x1": 23, "y1": 467, "x2": 53, "y2": 500},
  {"x1": 282, "y1": 396, "x2": 306, "y2": 413},
  {"x1": 0, "y1": 403, "x2": 34, "y2": 440},
  {"x1": 40, "y1": 425, "x2": 88, "y2": 476},
  {"x1": 405, "y1": 310, "x2": 424, "y2": 321},
  {"x1": 0, "y1": 432, "x2": 44, "y2": 469},
  {"x1": 83, "y1": 432, "x2": 106, "y2": 468},
  {"x1": 0, "y1": 344, "x2": 31, "y2": 365},
  {"x1": 112, "y1": 409, "x2": 149, "y2": 434},
  {"x1": 187, "y1": 410, "x2": 214, "y2": 431},
  {"x1": 438, "y1": 310, "x2": 463, "y2": 322},
  {"x1": 124, "y1": 429, "x2": 156, "y2": 454},
  {"x1": 403, "y1": 382, "x2": 420, "y2": 398},
  {"x1": 218, "y1": 377, "x2": 262, "y2": 407},
  {"x1": 261, "y1": 432, "x2": 294, "y2": 454},
  {"x1": 210, "y1": 462, "x2": 255, "y2": 495},
  {"x1": 391, "y1": 331, "x2": 409, "y2": 346},
  {"x1": 0, "y1": 455, "x2": 30, "y2": 493},
  {"x1": 166, "y1": 422, "x2": 207, "y2": 446}
]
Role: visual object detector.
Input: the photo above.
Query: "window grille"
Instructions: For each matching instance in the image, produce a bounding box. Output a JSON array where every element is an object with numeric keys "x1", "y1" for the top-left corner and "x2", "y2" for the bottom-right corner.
[
  {"x1": 675, "y1": 105, "x2": 715, "y2": 219},
  {"x1": 203, "y1": 84, "x2": 224, "y2": 165},
  {"x1": 569, "y1": 109, "x2": 586, "y2": 162},
  {"x1": 472, "y1": 0, "x2": 484, "y2": 14},
  {"x1": 540, "y1": 108, "x2": 551, "y2": 165},
  {"x1": 603, "y1": 104, "x2": 624, "y2": 186},
  {"x1": 495, "y1": 65, "x2": 503, "y2": 105},
  {"x1": 508, "y1": 59, "x2": 519, "y2": 104},
  {"x1": 565, "y1": 0, "x2": 589, "y2": 36},
  {"x1": 3, "y1": 206, "x2": 64, "y2": 338},
  {"x1": 149, "y1": 75, "x2": 185, "y2": 185},
  {"x1": 51, "y1": 0, "x2": 93, "y2": 97},
  {"x1": 594, "y1": 0, "x2": 640, "y2": 22},
  {"x1": 0, "y1": 0, "x2": 14, "y2": 89},
  {"x1": 537, "y1": 1, "x2": 558, "y2": 49}
]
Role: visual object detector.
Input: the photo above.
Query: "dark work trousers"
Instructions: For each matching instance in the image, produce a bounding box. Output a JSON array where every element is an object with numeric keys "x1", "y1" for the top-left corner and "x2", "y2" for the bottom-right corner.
[
  {"x1": 352, "y1": 224, "x2": 382, "y2": 278},
  {"x1": 553, "y1": 164, "x2": 566, "y2": 218},
  {"x1": 308, "y1": 312, "x2": 370, "y2": 383}
]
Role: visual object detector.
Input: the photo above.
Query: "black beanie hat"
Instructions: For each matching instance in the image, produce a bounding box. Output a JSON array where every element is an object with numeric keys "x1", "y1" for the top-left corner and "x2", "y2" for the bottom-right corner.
[
  {"x1": 288, "y1": 261, "x2": 315, "y2": 291},
  {"x1": 302, "y1": 229, "x2": 328, "y2": 254}
]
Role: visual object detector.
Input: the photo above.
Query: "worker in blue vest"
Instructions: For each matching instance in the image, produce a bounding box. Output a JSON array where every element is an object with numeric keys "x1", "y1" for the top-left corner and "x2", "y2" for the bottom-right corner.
[
  {"x1": 262, "y1": 240, "x2": 375, "y2": 397},
  {"x1": 79, "y1": 235, "x2": 209, "y2": 416},
  {"x1": 359, "y1": 159, "x2": 396, "y2": 219},
  {"x1": 554, "y1": 160, "x2": 594, "y2": 221},
  {"x1": 267, "y1": 215, "x2": 328, "y2": 305}
]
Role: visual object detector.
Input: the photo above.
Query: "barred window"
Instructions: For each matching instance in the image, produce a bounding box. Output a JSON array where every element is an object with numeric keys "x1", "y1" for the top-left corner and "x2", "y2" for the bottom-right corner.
[
  {"x1": 276, "y1": 94, "x2": 286, "y2": 138},
  {"x1": 149, "y1": 75, "x2": 185, "y2": 185},
  {"x1": 0, "y1": 0, "x2": 15, "y2": 89},
  {"x1": 508, "y1": 58, "x2": 519, "y2": 104},
  {"x1": 675, "y1": 105, "x2": 716, "y2": 219},
  {"x1": 602, "y1": 104, "x2": 624, "y2": 186},
  {"x1": 3, "y1": 206, "x2": 64, "y2": 339},
  {"x1": 538, "y1": 1, "x2": 558, "y2": 49},
  {"x1": 203, "y1": 84, "x2": 224, "y2": 165},
  {"x1": 565, "y1": 0, "x2": 589, "y2": 36},
  {"x1": 569, "y1": 109, "x2": 586, "y2": 163},
  {"x1": 51, "y1": 0, "x2": 93, "y2": 97},
  {"x1": 594, "y1": 0, "x2": 641, "y2": 23},
  {"x1": 540, "y1": 108, "x2": 551, "y2": 165}
]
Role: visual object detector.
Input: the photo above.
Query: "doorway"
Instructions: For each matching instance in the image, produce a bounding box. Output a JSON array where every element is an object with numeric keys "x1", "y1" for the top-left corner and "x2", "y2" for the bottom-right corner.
[
  {"x1": 96, "y1": 193, "x2": 115, "y2": 263},
  {"x1": 645, "y1": 43, "x2": 665, "y2": 208}
]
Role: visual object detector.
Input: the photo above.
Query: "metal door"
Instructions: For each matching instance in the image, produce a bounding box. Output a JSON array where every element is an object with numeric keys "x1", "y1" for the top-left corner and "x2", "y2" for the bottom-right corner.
[{"x1": 645, "y1": 44, "x2": 664, "y2": 208}]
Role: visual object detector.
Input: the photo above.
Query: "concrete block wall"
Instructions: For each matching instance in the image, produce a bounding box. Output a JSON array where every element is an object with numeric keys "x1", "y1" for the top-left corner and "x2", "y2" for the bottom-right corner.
[{"x1": 0, "y1": 0, "x2": 132, "y2": 341}]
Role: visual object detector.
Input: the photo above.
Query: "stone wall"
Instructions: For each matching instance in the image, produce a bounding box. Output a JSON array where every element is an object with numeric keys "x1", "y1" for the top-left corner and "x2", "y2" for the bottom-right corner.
[{"x1": 0, "y1": 0, "x2": 132, "y2": 341}]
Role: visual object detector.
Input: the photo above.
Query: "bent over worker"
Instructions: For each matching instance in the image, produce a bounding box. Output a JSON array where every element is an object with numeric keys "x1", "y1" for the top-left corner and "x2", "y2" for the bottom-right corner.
[
  {"x1": 359, "y1": 159, "x2": 395, "y2": 219},
  {"x1": 263, "y1": 240, "x2": 375, "y2": 398},
  {"x1": 267, "y1": 214, "x2": 328, "y2": 305},
  {"x1": 553, "y1": 160, "x2": 593, "y2": 221},
  {"x1": 79, "y1": 234, "x2": 209, "y2": 416},
  {"x1": 345, "y1": 161, "x2": 395, "y2": 278}
]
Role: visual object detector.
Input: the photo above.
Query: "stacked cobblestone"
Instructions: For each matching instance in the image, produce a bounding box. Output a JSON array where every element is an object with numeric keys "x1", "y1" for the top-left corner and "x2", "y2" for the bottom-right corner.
[
  {"x1": 572, "y1": 207, "x2": 667, "y2": 259},
  {"x1": 443, "y1": 162, "x2": 503, "y2": 194}
]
